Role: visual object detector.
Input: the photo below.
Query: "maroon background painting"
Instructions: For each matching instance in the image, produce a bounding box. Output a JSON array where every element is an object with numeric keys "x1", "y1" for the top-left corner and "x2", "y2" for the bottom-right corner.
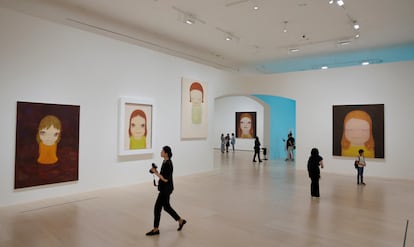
[{"x1": 15, "y1": 102, "x2": 80, "y2": 189}]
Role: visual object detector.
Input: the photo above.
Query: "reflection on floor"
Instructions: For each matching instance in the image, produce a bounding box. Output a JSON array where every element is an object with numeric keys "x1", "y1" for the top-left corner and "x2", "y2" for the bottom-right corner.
[{"x1": 0, "y1": 150, "x2": 413, "y2": 247}]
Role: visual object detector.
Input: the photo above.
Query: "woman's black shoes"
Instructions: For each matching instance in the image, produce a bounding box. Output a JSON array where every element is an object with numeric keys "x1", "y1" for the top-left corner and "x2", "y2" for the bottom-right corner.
[
  {"x1": 146, "y1": 220, "x2": 186, "y2": 236},
  {"x1": 145, "y1": 229, "x2": 160, "y2": 236},
  {"x1": 177, "y1": 219, "x2": 187, "y2": 231}
]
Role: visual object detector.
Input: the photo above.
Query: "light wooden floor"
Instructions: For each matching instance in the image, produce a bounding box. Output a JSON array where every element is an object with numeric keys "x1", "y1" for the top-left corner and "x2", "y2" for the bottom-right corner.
[{"x1": 1, "y1": 150, "x2": 413, "y2": 247}]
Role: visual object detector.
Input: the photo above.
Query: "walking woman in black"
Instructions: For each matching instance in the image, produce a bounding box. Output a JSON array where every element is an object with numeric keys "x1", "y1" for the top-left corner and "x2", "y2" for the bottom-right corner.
[
  {"x1": 307, "y1": 148, "x2": 324, "y2": 198},
  {"x1": 253, "y1": 136, "x2": 262, "y2": 162},
  {"x1": 146, "y1": 146, "x2": 187, "y2": 236}
]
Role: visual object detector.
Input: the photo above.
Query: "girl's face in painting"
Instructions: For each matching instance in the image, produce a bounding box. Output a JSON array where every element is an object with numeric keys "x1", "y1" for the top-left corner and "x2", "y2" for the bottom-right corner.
[
  {"x1": 240, "y1": 116, "x2": 252, "y2": 134},
  {"x1": 190, "y1": 90, "x2": 203, "y2": 105},
  {"x1": 39, "y1": 125, "x2": 60, "y2": 146},
  {"x1": 344, "y1": 118, "x2": 370, "y2": 145},
  {"x1": 130, "y1": 115, "x2": 146, "y2": 139}
]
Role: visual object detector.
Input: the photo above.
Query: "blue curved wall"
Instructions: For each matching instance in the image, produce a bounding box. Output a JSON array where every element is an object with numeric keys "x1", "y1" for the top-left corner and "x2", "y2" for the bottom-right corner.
[{"x1": 252, "y1": 94, "x2": 296, "y2": 160}]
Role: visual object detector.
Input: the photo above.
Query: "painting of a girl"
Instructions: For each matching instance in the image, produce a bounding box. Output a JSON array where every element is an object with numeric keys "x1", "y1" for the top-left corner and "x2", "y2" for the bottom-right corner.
[
  {"x1": 236, "y1": 112, "x2": 256, "y2": 139},
  {"x1": 15, "y1": 101, "x2": 79, "y2": 189},
  {"x1": 189, "y1": 82, "x2": 204, "y2": 124},
  {"x1": 129, "y1": 109, "x2": 147, "y2": 149},
  {"x1": 333, "y1": 104, "x2": 384, "y2": 158},
  {"x1": 36, "y1": 115, "x2": 62, "y2": 164},
  {"x1": 181, "y1": 77, "x2": 208, "y2": 139},
  {"x1": 341, "y1": 110, "x2": 375, "y2": 158}
]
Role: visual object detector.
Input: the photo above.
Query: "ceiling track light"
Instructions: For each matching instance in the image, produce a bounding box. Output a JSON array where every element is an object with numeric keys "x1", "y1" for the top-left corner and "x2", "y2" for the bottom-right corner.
[
  {"x1": 172, "y1": 6, "x2": 206, "y2": 25},
  {"x1": 353, "y1": 21, "x2": 360, "y2": 30},
  {"x1": 184, "y1": 14, "x2": 195, "y2": 25},
  {"x1": 336, "y1": 0, "x2": 344, "y2": 6},
  {"x1": 337, "y1": 40, "x2": 351, "y2": 46},
  {"x1": 282, "y1": 21, "x2": 288, "y2": 33},
  {"x1": 216, "y1": 27, "x2": 239, "y2": 42},
  {"x1": 288, "y1": 48, "x2": 300, "y2": 53}
]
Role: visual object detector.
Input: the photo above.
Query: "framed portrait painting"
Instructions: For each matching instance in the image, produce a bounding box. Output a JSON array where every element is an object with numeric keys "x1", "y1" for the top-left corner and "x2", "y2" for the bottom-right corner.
[
  {"x1": 333, "y1": 104, "x2": 384, "y2": 158},
  {"x1": 235, "y1": 112, "x2": 257, "y2": 139},
  {"x1": 15, "y1": 101, "x2": 80, "y2": 189},
  {"x1": 118, "y1": 97, "x2": 154, "y2": 155},
  {"x1": 181, "y1": 77, "x2": 208, "y2": 139}
]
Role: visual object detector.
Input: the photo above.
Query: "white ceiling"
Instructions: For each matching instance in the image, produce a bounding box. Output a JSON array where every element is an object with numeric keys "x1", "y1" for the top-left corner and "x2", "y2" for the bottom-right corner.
[{"x1": 2, "y1": 0, "x2": 414, "y2": 73}]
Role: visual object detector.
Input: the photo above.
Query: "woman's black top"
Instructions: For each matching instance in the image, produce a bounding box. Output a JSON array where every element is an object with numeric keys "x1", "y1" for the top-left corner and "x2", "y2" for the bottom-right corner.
[
  {"x1": 158, "y1": 159, "x2": 174, "y2": 194},
  {"x1": 307, "y1": 155, "x2": 323, "y2": 179}
]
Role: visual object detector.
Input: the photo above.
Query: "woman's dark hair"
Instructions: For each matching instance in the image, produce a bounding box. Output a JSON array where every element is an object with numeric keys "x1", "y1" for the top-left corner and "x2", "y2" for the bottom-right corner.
[
  {"x1": 311, "y1": 148, "x2": 319, "y2": 156},
  {"x1": 163, "y1": 145, "x2": 173, "y2": 158}
]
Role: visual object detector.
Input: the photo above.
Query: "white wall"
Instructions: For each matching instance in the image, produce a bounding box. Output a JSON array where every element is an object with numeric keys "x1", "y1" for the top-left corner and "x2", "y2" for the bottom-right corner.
[
  {"x1": 2, "y1": 6, "x2": 414, "y2": 206},
  {"x1": 213, "y1": 96, "x2": 264, "y2": 151},
  {"x1": 0, "y1": 7, "x2": 237, "y2": 206},
  {"x1": 233, "y1": 62, "x2": 414, "y2": 180}
]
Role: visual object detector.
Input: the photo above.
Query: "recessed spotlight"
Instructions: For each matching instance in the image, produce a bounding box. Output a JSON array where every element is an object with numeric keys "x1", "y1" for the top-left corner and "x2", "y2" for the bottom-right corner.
[
  {"x1": 362, "y1": 61, "x2": 370, "y2": 66},
  {"x1": 355, "y1": 33, "x2": 360, "y2": 39},
  {"x1": 253, "y1": 5, "x2": 259, "y2": 10},
  {"x1": 336, "y1": 0, "x2": 344, "y2": 6},
  {"x1": 225, "y1": 36, "x2": 232, "y2": 41},
  {"x1": 289, "y1": 48, "x2": 300, "y2": 53},
  {"x1": 321, "y1": 66, "x2": 328, "y2": 70},
  {"x1": 328, "y1": 0, "x2": 334, "y2": 4}
]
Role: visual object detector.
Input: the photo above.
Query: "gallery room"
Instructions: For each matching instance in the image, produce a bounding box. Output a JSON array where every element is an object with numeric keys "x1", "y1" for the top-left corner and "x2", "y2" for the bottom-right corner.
[{"x1": 1, "y1": 1, "x2": 414, "y2": 246}]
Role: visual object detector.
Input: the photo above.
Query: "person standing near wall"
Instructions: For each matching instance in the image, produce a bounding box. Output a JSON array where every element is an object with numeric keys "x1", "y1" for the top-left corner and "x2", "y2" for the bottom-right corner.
[
  {"x1": 225, "y1": 133, "x2": 230, "y2": 152},
  {"x1": 220, "y1": 133, "x2": 225, "y2": 153},
  {"x1": 307, "y1": 148, "x2": 324, "y2": 198},
  {"x1": 253, "y1": 136, "x2": 262, "y2": 163},
  {"x1": 356, "y1": 149, "x2": 366, "y2": 185},
  {"x1": 146, "y1": 146, "x2": 187, "y2": 236},
  {"x1": 285, "y1": 132, "x2": 295, "y2": 161},
  {"x1": 230, "y1": 133, "x2": 236, "y2": 151}
]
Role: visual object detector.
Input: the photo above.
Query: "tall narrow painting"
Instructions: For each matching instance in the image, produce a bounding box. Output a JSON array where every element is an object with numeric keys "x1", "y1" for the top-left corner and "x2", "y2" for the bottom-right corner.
[
  {"x1": 333, "y1": 104, "x2": 384, "y2": 158},
  {"x1": 15, "y1": 101, "x2": 80, "y2": 189},
  {"x1": 181, "y1": 77, "x2": 208, "y2": 139},
  {"x1": 118, "y1": 97, "x2": 154, "y2": 155},
  {"x1": 235, "y1": 112, "x2": 257, "y2": 139}
]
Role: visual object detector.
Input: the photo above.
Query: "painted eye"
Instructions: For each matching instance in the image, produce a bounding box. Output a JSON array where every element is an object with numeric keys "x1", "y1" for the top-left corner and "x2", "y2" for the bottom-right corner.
[
  {"x1": 54, "y1": 132, "x2": 59, "y2": 137},
  {"x1": 39, "y1": 130, "x2": 46, "y2": 135},
  {"x1": 140, "y1": 124, "x2": 145, "y2": 128},
  {"x1": 131, "y1": 123, "x2": 136, "y2": 127}
]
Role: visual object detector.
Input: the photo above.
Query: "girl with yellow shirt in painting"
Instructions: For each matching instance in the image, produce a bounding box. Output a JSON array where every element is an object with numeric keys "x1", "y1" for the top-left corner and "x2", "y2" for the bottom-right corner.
[
  {"x1": 341, "y1": 110, "x2": 375, "y2": 158},
  {"x1": 36, "y1": 115, "x2": 62, "y2": 165},
  {"x1": 129, "y1": 109, "x2": 147, "y2": 149}
]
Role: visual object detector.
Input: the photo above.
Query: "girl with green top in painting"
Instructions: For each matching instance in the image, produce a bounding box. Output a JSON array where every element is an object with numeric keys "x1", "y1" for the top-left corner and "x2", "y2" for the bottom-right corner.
[{"x1": 129, "y1": 109, "x2": 147, "y2": 149}]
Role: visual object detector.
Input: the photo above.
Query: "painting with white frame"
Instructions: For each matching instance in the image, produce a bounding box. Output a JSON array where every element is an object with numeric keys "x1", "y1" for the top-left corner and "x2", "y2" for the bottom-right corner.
[
  {"x1": 118, "y1": 97, "x2": 155, "y2": 155},
  {"x1": 181, "y1": 77, "x2": 208, "y2": 139}
]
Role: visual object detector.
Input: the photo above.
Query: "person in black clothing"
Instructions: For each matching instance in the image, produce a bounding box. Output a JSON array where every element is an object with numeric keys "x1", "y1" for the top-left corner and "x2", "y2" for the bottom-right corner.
[
  {"x1": 285, "y1": 133, "x2": 295, "y2": 161},
  {"x1": 253, "y1": 136, "x2": 262, "y2": 162},
  {"x1": 146, "y1": 146, "x2": 187, "y2": 236},
  {"x1": 225, "y1": 133, "x2": 230, "y2": 152},
  {"x1": 307, "y1": 148, "x2": 324, "y2": 197}
]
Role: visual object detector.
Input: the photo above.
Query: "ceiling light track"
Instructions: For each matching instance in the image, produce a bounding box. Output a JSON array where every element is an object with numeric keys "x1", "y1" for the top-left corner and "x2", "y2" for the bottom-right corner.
[
  {"x1": 65, "y1": 18, "x2": 239, "y2": 71},
  {"x1": 172, "y1": 6, "x2": 206, "y2": 25},
  {"x1": 216, "y1": 27, "x2": 240, "y2": 42},
  {"x1": 226, "y1": 0, "x2": 260, "y2": 10}
]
